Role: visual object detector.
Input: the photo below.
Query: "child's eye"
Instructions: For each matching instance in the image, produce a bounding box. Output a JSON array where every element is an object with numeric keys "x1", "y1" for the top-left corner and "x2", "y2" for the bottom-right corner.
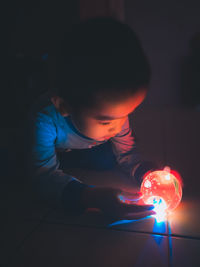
[{"x1": 99, "y1": 121, "x2": 111, "y2": 125}]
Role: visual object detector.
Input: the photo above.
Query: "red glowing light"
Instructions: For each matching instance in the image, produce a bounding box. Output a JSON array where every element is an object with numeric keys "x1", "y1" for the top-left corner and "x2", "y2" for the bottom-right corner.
[{"x1": 140, "y1": 167, "x2": 182, "y2": 213}]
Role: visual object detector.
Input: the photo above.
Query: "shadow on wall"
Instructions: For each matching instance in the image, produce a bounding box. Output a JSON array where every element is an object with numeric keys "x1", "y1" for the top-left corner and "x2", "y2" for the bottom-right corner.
[
  {"x1": 2, "y1": 54, "x2": 49, "y2": 128},
  {"x1": 180, "y1": 32, "x2": 200, "y2": 110}
]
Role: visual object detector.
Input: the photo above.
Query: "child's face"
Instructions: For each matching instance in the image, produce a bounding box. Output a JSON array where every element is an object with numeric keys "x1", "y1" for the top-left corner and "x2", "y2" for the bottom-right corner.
[{"x1": 69, "y1": 89, "x2": 147, "y2": 141}]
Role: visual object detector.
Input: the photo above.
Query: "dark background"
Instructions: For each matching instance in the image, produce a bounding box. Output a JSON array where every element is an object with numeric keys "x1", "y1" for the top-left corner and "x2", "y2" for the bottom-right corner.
[
  {"x1": 2, "y1": 0, "x2": 200, "y2": 128},
  {"x1": 125, "y1": 0, "x2": 200, "y2": 108},
  {"x1": 2, "y1": 0, "x2": 80, "y2": 128}
]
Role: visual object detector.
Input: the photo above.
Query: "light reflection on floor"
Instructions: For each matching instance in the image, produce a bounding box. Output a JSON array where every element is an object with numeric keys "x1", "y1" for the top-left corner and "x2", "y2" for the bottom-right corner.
[{"x1": 107, "y1": 215, "x2": 153, "y2": 227}]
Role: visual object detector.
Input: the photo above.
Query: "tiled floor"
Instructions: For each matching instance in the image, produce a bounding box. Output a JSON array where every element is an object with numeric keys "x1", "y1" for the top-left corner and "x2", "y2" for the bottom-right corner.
[
  {"x1": 2, "y1": 107, "x2": 200, "y2": 267},
  {"x1": 170, "y1": 236, "x2": 200, "y2": 267},
  {"x1": 168, "y1": 196, "x2": 200, "y2": 239},
  {"x1": 0, "y1": 179, "x2": 52, "y2": 267},
  {"x1": 10, "y1": 223, "x2": 169, "y2": 267}
]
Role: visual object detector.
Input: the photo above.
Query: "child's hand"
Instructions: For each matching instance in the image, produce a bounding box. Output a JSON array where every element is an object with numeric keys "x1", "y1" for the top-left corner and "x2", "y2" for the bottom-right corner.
[{"x1": 82, "y1": 187, "x2": 155, "y2": 220}]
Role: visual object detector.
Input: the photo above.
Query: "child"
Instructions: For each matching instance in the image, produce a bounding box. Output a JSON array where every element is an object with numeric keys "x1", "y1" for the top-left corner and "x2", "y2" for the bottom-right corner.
[{"x1": 27, "y1": 17, "x2": 159, "y2": 220}]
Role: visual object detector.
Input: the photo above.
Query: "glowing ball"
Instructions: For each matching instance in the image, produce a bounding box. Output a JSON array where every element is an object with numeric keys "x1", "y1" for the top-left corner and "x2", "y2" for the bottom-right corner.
[{"x1": 140, "y1": 167, "x2": 182, "y2": 220}]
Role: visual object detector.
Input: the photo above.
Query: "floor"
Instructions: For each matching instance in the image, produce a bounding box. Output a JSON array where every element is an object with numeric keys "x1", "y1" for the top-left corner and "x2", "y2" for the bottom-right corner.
[{"x1": 1, "y1": 107, "x2": 200, "y2": 267}]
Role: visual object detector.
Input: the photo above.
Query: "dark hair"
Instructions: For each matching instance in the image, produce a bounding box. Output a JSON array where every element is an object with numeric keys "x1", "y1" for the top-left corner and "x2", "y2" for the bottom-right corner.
[{"x1": 55, "y1": 16, "x2": 151, "y2": 110}]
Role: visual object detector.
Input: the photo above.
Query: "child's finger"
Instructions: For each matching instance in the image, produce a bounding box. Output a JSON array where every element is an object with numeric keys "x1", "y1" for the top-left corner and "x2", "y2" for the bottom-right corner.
[
  {"x1": 118, "y1": 192, "x2": 142, "y2": 202},
  {"x1": 122, "y1": 203, "x2": 155, "y2": 213},
  {"x1": 124, "y1": 210, "x2": 156, "y2": 220},
  {"x1": 124, "y1": 191, "x2": 143, "y2": 200}
]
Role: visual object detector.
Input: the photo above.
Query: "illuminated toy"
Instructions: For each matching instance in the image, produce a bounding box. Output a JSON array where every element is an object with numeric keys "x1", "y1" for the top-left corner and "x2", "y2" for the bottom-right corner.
[{"x1": 140, "y1": 166, "x2": 182, "y2": 221}]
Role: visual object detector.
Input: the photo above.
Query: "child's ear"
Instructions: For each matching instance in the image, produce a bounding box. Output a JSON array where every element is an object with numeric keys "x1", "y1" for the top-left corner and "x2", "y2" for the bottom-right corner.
[{"x1": 50, "y1": 96, "x2": 70, "y2": 116}]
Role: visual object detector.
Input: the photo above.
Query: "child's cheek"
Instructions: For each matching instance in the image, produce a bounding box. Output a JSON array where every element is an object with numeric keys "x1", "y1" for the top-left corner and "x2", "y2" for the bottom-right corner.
[
  {"x1": 91, "y1": 124, "x2": 107, "y2": 137},
  {"x1": 82, "y1": 121, "x2": 105, "y2": 139}
]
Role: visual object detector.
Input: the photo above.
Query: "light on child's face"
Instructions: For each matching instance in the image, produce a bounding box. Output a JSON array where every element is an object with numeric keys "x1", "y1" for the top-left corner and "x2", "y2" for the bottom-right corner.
[{"x1": 140, "y1": 167, "x2": 182, "y2": 222}]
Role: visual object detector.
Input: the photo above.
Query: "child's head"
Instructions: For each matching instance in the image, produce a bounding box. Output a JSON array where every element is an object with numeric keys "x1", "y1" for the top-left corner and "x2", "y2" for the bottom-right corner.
[{"x1": 52, "y1": 17, "x2": 150, "y2": 141}]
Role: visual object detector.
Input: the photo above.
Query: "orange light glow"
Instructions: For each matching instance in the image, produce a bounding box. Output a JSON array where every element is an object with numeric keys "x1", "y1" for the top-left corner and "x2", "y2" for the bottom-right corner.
[{"x1": 140, "y1": 167, "x2": 183, "y2": 221}]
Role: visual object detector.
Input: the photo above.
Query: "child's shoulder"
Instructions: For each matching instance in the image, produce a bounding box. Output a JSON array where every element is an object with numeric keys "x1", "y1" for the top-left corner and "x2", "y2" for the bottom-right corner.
[{"x1": 29, "y1": 90, "x2": 59, "y2": 122}]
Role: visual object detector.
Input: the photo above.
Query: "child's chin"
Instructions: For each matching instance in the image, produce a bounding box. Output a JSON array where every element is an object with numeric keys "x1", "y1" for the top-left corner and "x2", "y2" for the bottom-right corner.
[{"x1": 96, "y1": 138, "x2": 105, "y2": 142}]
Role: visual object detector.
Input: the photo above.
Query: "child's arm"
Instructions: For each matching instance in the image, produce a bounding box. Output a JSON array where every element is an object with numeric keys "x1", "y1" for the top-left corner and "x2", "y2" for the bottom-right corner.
[
  {"x1": 27, "y1": 111, "x2": 156, "y2": 218},
  {"x1": 28, "y1": 111, "x2": 89, "y2": 212},
  {"x1": 110, "y1": 117, "x2": 159, "y2": 184}
]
